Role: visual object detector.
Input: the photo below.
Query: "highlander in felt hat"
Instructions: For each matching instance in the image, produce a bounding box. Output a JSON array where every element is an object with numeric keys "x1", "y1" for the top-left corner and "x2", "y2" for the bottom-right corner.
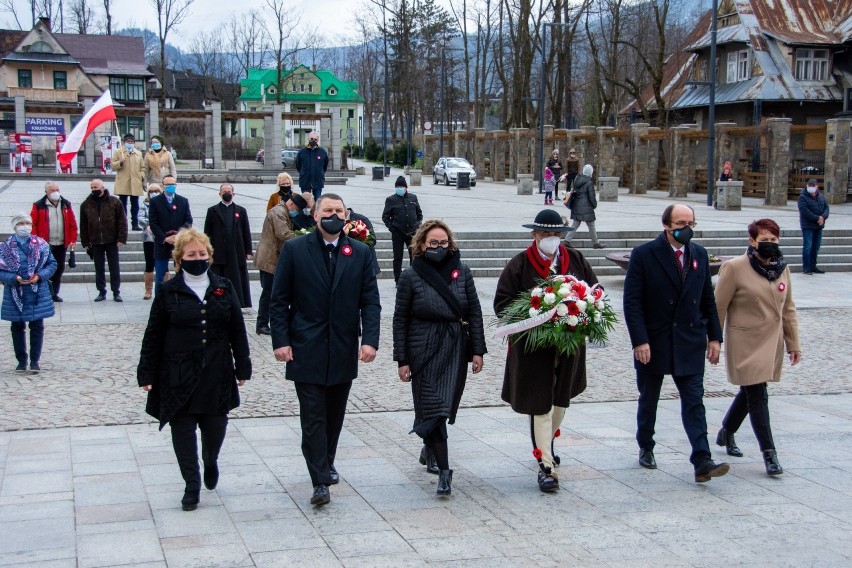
[{"x1": 522, "y1": 209, "x2": 571, "y2": 232}]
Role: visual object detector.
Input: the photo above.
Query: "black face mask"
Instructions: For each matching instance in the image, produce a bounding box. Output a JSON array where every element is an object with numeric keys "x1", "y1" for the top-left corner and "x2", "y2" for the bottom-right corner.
[
  {"x1": 222, "y1": 193, "x2": 233, "y2": 203},
  {"x1": 91, "y1": 190, "x2": 103, "y2": 198},
  {"x1": 424, "y1": 246, "x2": 449, "y2": 264},
  {"x1": 320, "y1": 214, "x2": 345, "y2": 235},
  {"x1": 670, "y1": 225, "x2": 693, "y2": 246},
  {"x1": 279, "y1": 185, "x2": 292, "y2": 196},
  {"x1": 756, "y1": 241, "x2": 781, "y2": 259},
  {"x1": 181, "y1": 259, "x2": 209, "y2": 276},
  {"x1": 309, "y1": 140, "x2": 318, "y2": 147}
]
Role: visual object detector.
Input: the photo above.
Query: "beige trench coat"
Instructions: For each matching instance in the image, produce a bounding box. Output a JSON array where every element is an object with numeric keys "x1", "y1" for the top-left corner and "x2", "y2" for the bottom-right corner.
[
  {"x1": 254, "y1": 203, "x2": 296, "y2": 274},
  {"x1": 144, "y1": 150, "x2": 176, "y2": 185},
  {"x1": 112, "y1": 147, "x2": 146, "y2": 197},
  {"x1": 714, "y1": 254, "x2": 800, "y2": 386}
]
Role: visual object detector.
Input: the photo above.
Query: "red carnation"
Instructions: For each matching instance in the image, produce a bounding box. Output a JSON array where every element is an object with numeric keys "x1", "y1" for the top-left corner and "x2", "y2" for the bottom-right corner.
[
  {"x1": 592, "y1": 288, "x2": 604, "y2": 301},
  {"x1": 566, "y1": 301, "x2": 580, "y2": 316},
  {"x1": 545, "y1": 286, "x2": 554, "y2": 293},
  {"x1": 213, "y1": 288, "x2": 224, "y2": 296},
  {"x1": 573, "y1": 282, "x2": 587, "y2": 298},
  {"x1": 530, "y1": 296, "x2": 542, "y2": 309},
  {"x1": 554, "y1": 429, "x2": 561, "y2": 438},
  {"x1": 532, "y1": 448, "x2": 543, "y2": 460}
]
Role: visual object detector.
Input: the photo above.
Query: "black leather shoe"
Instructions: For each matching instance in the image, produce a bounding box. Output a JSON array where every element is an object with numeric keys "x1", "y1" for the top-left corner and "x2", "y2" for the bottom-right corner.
[
  {"x1": 94, "y1": 292, "x2": 107, "y2": 302},
  {"x1": 15, "y1": 362, "x2": 27, "y2": 373},
  {"x1": 113, "y1": 293, "x2": 123, "y2": 302},
  {"x1": 256, "y1": 325, "x2": 272, "y2": 335},
  {"x1": 310, "y1": 484, "x2": 330, "y2": 506},
  {"x1": 29, "y1": 361, "x2": 40, "y2": 373},
  {"x1": 437, "y1": 469, "x2": 453, "y2": 496},
  {"x1": 812, "y1": 268, "x2": 825, "y2": 274},
  {"x1": 52, "y1": 295, "x2": 63, "y2": 302},
  {"x1": 419, "y1": 445, "x2": 439, "y2": 475},
  {"x1": 763, "y1": 450, "x2": 783, "y2": 475},
  {"x1": 537, "y1": 469, "x2": 559, "y2": 493},
  {"x1": 639, "y1": 448, "x2": 657, "y2": 469},
  {"x1": 716, "y1": 428, "x2": 743, "y2": 457},
  {"x1": 329, "y1": 464, "x2": 339, "y2": 485},
  {"x1": 203, "y1": 462, "x2": 219, "y2": 490},
  {"x1": 181, "y1": 489, "x2": 200, "y2": 511},
  {"x1": 694, "y1": 459, "x2": 730, "y2": 482}
]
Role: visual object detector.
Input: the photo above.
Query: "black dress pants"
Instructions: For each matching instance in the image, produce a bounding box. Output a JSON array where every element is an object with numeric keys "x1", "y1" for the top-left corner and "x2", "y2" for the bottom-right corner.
[
  {"x1": 257, "y1": 271, "x2": 274, "y2": 330},
  {"x1": 390, "y1": 230, "x2": 413, "y2": 283},
  {"x1": 49, "y1": 245, "x2": 66, "y2": 296},
  {"x1": 722, "y1": 383, "x2": 775, "y2": 451},
  {"x1": 118, "y1": 195, "x2": 140, "y2": 228},
  {"x1": 169, "y1": 411, "x2": 228, "y2": 492},
  {"x1": 91, "y1": 243, "x2": 121, "y2": 294},
  {"x1": 294, "y1": 381, "x2": 352, "y2": 486}
]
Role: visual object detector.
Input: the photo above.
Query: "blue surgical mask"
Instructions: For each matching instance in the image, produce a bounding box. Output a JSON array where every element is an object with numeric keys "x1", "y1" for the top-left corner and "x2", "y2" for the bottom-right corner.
[
  {"x1": 164, "y1": 184, "x2": 177, "y2": 195},
  {"x1": 288, "y1": 209, "x2": 299, "y2": 218},
  {"x1": 151, "y1": 142, "x2": 162, "y2": 150},
  {"x1": 125, "y1": 143, "x2": 134, "y2": 152},
  {"x1": 395, "y1": 188, "x2": 406, "y2": 197}
]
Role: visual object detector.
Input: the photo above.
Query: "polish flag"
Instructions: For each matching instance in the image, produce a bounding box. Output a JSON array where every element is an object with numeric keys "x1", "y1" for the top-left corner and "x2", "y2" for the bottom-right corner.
[{"x1": 57, "y1": 90, "x2": 116, "y2": 168}]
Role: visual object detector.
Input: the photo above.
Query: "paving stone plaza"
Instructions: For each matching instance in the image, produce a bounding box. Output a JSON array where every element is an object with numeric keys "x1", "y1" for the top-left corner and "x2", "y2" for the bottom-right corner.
[{"x1": 1, "y1": 168, "x2": 851, "y2": 566}]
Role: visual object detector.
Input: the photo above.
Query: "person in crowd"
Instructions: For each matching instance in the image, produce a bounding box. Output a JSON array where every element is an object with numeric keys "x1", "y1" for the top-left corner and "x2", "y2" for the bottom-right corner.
[
  {"x1": 203, "y1": 184, "x2": 252, "y2": 308},
  {"x1": 302, "y1": 192, "x2": 316, "y2": 214},
  {"x1": 543, "y1": 166, "x2": 555, "y2": 205},
  {"x1": 30, "y1": 181, "x2": 78, "y2": 302},
  {"x1": 719, "y1": 161, "x2": 734, "y2": 181},
  {"x1": 382, "y1": 176, "x2": 423, "y2": 283},
  {"x1": 623, "y1": 203, "x2": 729, "y2": 483},
  {"x1": 112, "y1": 133, "x2": 146, "y2": 231},
  {"x1": 137, "y1": 228, "x2": 251, "y2": 512},
  {"x1": 290, "y1": 193, "x2": 316, "y2": 231},
  {"x1": 149, "y1": 174, "x2": 193, "y2": 289},
  {"x1": 393, "y1": 220, "x2": 486, "y2": 496},
  {"x1": 563, "y1": 148, "x2": 580, "y2": 194},
  {"x1": 80, "y1": 179, "x2": 127, "y2": 302},
  {"x1": 295, "y1": 131, "x2": 329, "y2": 201},
  {"x1": 270, "y1": 193, "x2": 381, "y2": 506},
  {"x1": 494, "y1": 209, "x2": 598, "y2": 493},
  {"x1": 714, "y1": 219, "x2": 801, "y2": 476},
  {"x1": 546, "y1": 149, "x2": 563, "y2": 199},
  {"x1": 144, "y1": 135, "x2": 177, "y2": 186},
  {"x1": 798, "y1": 178, "x2": 829, "y2": 275},
  {"x1": 254, "y1": 193, "x2": 298, "y2": 335},
  {"x1": 0, "y1": 213, "x2": 57, "y2": 373},
  {"x1": 138, "y1": 184, "x2": 161, "y2": 300},
  {"x1": 563, "y1": 164, "x2": 606, "y2": 249},
  {"x1": 347, "y1": 206, "x2": 380, "y2": 276},
  {"x1": 266, "y1": 172, "x2": 295, "y2": 212}
]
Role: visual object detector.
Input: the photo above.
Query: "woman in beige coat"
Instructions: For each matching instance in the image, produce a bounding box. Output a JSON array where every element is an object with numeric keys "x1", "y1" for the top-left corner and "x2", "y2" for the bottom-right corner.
[
  {"x1": 714, "y1": 219, "x2": 801, "y2": 476},
  {"x1": 144, "y1": 135, "x2": 177, "y2": 185}
]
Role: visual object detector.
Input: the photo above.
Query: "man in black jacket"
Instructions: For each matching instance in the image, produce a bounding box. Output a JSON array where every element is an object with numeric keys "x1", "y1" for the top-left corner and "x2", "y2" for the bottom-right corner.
[
  {"x1": 295, "y1": 132, "x2": 329, "y2": 201},
  {"x1": 382, "y1": 176, "x2": 423, "y2": 283},
  {"x1": 270, "y1": 193, "x2": 381, "y2": 506},
  {"x1": 203, "y1": 183, "x2": 253, "y2": 307},
  {"x1": 623, "y1": 203, "x2": 728, "y2": 483},
  {"x1": 148, "y1": 174, "x2": 193, "y2": 289},
  {"x1": 79, "y1": 179, "x2": 127, "y2": 302}
]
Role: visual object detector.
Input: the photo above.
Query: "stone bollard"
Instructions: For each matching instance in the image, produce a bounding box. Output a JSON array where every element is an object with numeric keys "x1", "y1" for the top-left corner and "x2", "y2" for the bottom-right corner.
[
  {"x1": 355, "y1": 166, "x2": 365, "y2": 175},
  {"x1": 716, "y1": 181, "x2": 743, "y2": 211},
  {"x1": 598, "y1": 177, "x2": 619, "y2": 201},
  {"x1": 517, "y1": 174, "x2": 534, "y2": 195},
  {"x1": 409, "y1": 169, "x2": 422, "y2": 186}
]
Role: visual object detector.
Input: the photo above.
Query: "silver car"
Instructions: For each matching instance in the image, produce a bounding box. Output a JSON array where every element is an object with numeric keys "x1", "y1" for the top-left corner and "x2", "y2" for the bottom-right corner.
[
  {"x1": 281, "y1": 150, "x2": 298, "y2": 168},
  {"x1": 433, "y1": 157, "x2": 477, "y2": 186}
]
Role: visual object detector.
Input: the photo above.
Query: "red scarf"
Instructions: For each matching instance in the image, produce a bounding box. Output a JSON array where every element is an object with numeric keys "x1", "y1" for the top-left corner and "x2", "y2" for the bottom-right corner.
[{"x1": 525, "y1": 242, "x2": 570, "y2": 279}]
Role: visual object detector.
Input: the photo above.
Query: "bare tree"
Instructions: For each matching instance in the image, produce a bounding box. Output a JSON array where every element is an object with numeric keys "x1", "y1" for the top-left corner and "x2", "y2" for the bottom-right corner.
[
  {"x1": 227, "y1": 10, "x2": 271, "y2": 82},
  {"x1": 149, "y1": 0, "x2": 195, "y2": 86},
  {"x1": 0, "y1": 0, "x2": 26, "y2": 29},
  {"x1": 68, "y1": 0, "x2": 96, "y2": 34},
  {"x1": 103, "y1": 0, "x2": 112, "y2": 34},
  {"x1": 264, "y1": 0, "x2": 301, "y2": 104}
]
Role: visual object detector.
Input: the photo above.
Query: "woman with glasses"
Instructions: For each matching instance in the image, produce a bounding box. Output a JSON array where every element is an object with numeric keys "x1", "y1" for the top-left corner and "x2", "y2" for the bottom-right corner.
[{"x1": 392, "y1": 219, "x2": 487, "y2": 496}]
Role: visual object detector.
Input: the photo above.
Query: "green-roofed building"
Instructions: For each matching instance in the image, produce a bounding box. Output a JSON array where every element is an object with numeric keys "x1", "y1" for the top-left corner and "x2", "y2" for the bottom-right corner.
[{"x1": 238, "y1": 65, "x2": 365, "y2": 150}]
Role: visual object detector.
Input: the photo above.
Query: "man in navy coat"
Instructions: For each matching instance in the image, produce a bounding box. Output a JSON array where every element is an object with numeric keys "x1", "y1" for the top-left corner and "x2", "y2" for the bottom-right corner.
[
  {"x1": 623, "y1": 203, "x2": 729, "y2": 483},
  {"x1": 270, "y1": 193, "x2": 381, "y2": 506},
  {"x1": 148, "y1": 174, "x2": 192, "y2": 289}
]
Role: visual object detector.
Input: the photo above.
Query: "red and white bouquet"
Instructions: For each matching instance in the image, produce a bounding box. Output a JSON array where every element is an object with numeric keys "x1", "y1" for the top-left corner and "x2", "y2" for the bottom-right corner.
[
  {"x1": 343, "y1": 219, "x2": 376, "y2": 247},
  {"x1": 495, "y1": 275, "x2": 617, "y2": 356}
]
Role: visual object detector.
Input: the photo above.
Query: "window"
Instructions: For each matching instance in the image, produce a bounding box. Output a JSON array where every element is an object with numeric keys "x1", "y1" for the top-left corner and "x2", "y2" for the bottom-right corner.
[
  {"x1": 53, "y1": 71, "x2": 67, "y2": 90},
  {"x1": 116, "y1": 116, "x2": 145, "y2": 141},
  {"x1": 697, "y1": 59, "x2": 708, "y2": 81},
  {"x1": 348, "y1": 108, "x2": 355, "y2": 119},
  {"x1": 109, "y1": 77, "x2": 145, "y2": 101},
  {"x1": 29, "y1": 41, "x2": 53, "y2": 53},
  {"x1": 18, "y1": 69, "x2": 32, "y2": 88},
  {"x1": 300, "y1": 84, "x2": 305, "y2": 92},
  {"x1": 795, "y1": 48, "x2": 829, "y2": 81},
  {"x1": 328, "y1": 87, "x2": 337, "y2": 96},
  {"x1": 250, "y1": 128, "x2": 257, "y2": 138},
  {"x1": 726, "y1": 50, "x2": 749, "y2": 83}
]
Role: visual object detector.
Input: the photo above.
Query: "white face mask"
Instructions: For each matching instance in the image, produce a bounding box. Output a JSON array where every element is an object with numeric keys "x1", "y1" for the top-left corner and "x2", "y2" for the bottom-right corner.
[
  {"x1": 806, "y1": 186, "x2": 817, "y2": 194},
  {"x1": 49, "y1": 191, "x2": 61, "y2": 202},
  {"x1": 15, "y1": 225, "x2": 32, "y2": 238},
  {"x1": 538, "y1": 236, "x2": 561, "y2": 255}
]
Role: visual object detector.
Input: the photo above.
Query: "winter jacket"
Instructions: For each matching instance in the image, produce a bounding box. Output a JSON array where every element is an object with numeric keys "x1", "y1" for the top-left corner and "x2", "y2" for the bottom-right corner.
[
  {"x1": 0, "y1": 235, "x2": 57, "y2": 323},
  {"x1": 112, "y1": 147, "x2": 146, "y2": 197},
  {"x1": 254, "y1": 203, "x2": 296, "y2": 274},
  {"x1": 144, "y1": 149, "x2": 177, "y2": 185},
  {"x1": 30, "y1": 195, "x2": 78, "y2": 247},
  {"x1": 138, "y1": 200, "x2": 155, "y2": 243},
  {"x1": 295, "y1": 145, "x2": 329, "y2": 192},
  {"x1": 79, "y1": 191, "x2": 128, "y2": 248},
  {"x1": 382, "y1": 192, "x2": 423, "y2": 235},
  {"x1": 568, "y1": 174, "x2": 597, "y2": 222},
  {"x1": 798, "y1": 188, "x2": 829, "y2": 230}
]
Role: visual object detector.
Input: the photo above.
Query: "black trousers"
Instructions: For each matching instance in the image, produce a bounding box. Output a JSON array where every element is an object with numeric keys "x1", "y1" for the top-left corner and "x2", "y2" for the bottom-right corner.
[
  {"x1": 169, "y1": 411, "x2": 229, "y2": 492},
  {"x1": 636, "y1": 370, "x2": 711, "y2": 466},
  {"x1": 49, "y1": 245, "x2": 66, "y2": 296},
  {"x1": 118, "y1": 195, "x2": 140, "y2": 227},
  {"x1": 257, "y1": 270, "x2": 274, "y2": 330},
  {"x1": 722, "y1": 383, "x2": 775, "y2": 451},
  {"x1": 143, "y1": 241, "x2": 154, "y2": 272},
  {"x1": 11, "y1": 320, "x2": 44, "y2": 365},
  {"x1": 390, "y1": 230, "x2": 413, "y2": 283},
  {"x1": 294, "y1": 381, "x2": 352, "y2": 486},
  {"x1": 91, "y1": 243, "x2": 121, "y2": 294}
]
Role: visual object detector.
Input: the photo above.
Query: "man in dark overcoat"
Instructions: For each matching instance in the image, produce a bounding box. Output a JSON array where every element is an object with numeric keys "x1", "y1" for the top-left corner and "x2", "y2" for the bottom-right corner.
[
  {"x1": 203, "y1": 183, "x2": 253, "y2": 307},
  {"x1": 623, "y1": 203, "x2": 729, "y2": 483},
  {"x1": 148, "y1": 174, "x2": 192, "y2": 289},
  {"x1": 494, "y1": 209, "x2": 598, "y2": 493},
  {"x1": 270, "y1": 193, "x2": 381, "y2": 506}
]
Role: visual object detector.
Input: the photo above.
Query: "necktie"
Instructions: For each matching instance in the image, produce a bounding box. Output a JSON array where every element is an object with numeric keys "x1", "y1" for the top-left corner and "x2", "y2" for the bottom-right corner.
[{"x1": 675, "y1": 249, "x2": 683, "y2": 268}]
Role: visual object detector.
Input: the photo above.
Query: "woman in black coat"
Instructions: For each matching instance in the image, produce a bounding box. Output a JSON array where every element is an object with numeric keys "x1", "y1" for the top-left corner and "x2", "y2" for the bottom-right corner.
[
  {"x1": 563, "y1": 164, "x2": 606, "y2": 249},
  {"x1": 137, "y1": 228, "x2": 251, "y2": 511},
  {"x1": 393, "y1": 220, "x2": 486, "y2": 496}
]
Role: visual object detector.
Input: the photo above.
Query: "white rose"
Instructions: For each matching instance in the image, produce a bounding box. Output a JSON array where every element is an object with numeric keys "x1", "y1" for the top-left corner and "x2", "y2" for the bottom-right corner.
[
  {"x1": 566, "y1": 315, "x2": 579, "y2": 326},
  {"x1": 531, "y1": 287, "x2": 543, "y2": 297},
  {"x1": 556, "y1": 303, "x2": 568, "y2": 317},
  {"x1": 596, "y1": 299, "x2": 605, "y2": 310},
  {"x1": 575, "y1": 300, "x2": 587, "y2": 313},
  {"x1": 529, "y1": 308, "x2": 540, "y2": 317},
  {"x1": 558, "y1": 285, "x2": 571, "y2": 297},
  {"x1": 593, "y1": 311, "x2": 602, "y2": 322},
  {"x1": 544, "y1": 292, "x2": 557, "y2": 305}
]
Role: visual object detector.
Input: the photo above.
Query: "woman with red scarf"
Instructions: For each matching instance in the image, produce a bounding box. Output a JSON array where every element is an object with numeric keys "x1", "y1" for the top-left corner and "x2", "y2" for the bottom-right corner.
[{"x1": 494, "y1": 209, "x2": 599, "y2": 493}]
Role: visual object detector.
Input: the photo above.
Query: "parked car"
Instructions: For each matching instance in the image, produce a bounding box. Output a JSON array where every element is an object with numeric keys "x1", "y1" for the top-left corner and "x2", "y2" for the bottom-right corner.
[
  {"x1": 433, "y1": 157, "x2": 477, "y2": 186},
  {"x1": 281, "y1": 149, "x2": 298, "y2": 168},
  {"x1": 256, "y1": 149, "x2": 265, "y2": 163}
]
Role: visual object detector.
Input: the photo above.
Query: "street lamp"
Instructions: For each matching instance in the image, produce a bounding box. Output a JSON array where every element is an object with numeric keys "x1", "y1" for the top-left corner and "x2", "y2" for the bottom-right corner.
[
  {"x1": 538, "y1": 22, "x2": 570, "y2": 192},
  {"x1": 382, "y1": 0, "x2": 389, "y2": 176},
  {"x1": 439, "y1": 46, "x2": 461, "y2": 160}
]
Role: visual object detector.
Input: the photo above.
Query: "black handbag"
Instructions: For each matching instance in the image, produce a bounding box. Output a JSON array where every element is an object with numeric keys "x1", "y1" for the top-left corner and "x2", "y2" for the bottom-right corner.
[{"x1": 67, "y1": 250, "x2": 77, "y2": 268}]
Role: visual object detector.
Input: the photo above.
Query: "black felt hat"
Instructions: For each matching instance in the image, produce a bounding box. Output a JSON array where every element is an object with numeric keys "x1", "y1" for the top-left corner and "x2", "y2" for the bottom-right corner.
[
  {"x1": 522, "y1": 209, "x2": 571, "y2": 232},
  {"x1": 289, "y1": 193, "x2": 308, "y2": 210}
]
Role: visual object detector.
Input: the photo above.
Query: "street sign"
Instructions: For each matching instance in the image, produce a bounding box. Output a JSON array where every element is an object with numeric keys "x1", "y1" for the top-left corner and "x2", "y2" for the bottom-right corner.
[{"x1": 423, "y1": 121, "x2": 433, "y2": 132}]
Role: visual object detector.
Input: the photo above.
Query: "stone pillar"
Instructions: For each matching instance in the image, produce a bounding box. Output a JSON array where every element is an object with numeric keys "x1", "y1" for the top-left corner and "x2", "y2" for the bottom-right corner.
[
  {"x1": 320, "y1": 114, "x2": 332, "y2": 170},
  {"x1": 492, "y1": 132, "x2": 507, "y2": 182},
  {"x1": 824, "y1": 118, "x2": 851, "y2": 205},
  {"x1": 714, "y1": 122, "x2": 738, "y2": 181},
  {"x1": 765, "y1": 118, "x2": 791, "y2": 206},
  {"x1": 630, "y1": 123, "x2": 650, "y2": 194},
  {"x1": 328, "y1": 106, "x2": 341, "y2": 171},
  {"x1": 716, "y1": 180, "x2": 743, "y2": 211},
  {"x1": 14, "y1": 96, "x2": 26, "y2": 132},
  {"x1": 648, "y1": 127, "x2": 661, "y2": 190},
  {"x1": 473, "y1": 128, "x2": 485, "y2": 175},
  {"x1": 517, "y1": 173, "x2": 534, "y2": 195},
  {"x1": 669, "y1": 126, "x2": 691, "y2": 197},
  {"x1": 598, "y1": 177, "x2": 619, "y2": 201},
  {"x1": 271, "y1": 104, "x2": 283, "y2": 169},
  {"x1": 409, "y1": 169, "x2": 422, "y2": 186},
  {"x1": 510, "y1": 128, "x2": 525, "y2": 180},
  {"x1": 595, "y1": 127, "x2": 614, "y2": 177},
  {"x1": 211, "y1": 102, "x2": 222, "y2": 169},
  {"x1": 148, "y1": 99, "x2": 159, "y2": 138},
  {"x1": 83, "y1": 98, "x2": 95, "y2": 170},
  {"x1": 423, "y1": 134, "x2": 435, "y2": 174},
  {"x1": 262, "y1": 106, "x2": 273, "y2": 168},
  {"x1": 205, "y1": 113, "x2": 214, "y2": 168}
]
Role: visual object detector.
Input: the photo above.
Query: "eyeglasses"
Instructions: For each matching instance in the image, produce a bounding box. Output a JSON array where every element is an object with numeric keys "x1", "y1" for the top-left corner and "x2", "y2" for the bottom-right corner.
[
  {"x1": 672, "y1": 221, "x2": 697, "y2": 229},
  {"x1": 427, "y1": 240, "x2": 450, "y2": 247}
]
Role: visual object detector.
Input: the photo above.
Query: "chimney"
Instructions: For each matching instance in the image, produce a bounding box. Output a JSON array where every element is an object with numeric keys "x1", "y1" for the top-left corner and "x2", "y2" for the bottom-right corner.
[
  {"x1": 312, "y1": 64, "x2": 317, "y2": 72},
  {"x1": 39, "y1": 17, "x2": 51, "y2": 30}
]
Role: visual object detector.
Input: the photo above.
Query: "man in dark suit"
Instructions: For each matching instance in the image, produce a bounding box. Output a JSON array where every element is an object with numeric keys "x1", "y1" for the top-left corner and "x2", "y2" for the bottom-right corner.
[
  {"x1": 203, "y1": 183, "x2": 253, "y2": 307},
  {"x1": 148, "y1": 174, "x2": 192, "y2": 289},
  {"x1": 623, "y1": 203, "x2": 729, "y2": 483},
  {"x1": 270, "y1": 193, "x2": 381, "y2": 506}
]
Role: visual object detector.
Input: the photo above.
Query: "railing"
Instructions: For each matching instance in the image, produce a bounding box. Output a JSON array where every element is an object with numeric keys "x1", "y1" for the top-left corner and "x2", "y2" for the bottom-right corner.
[
  {"x1": 740, "y1": 171, "x2": 767, "y2": 197},
  {"x1": 8, "y1": 86, "x2": 78, "y2": 103},
  {"x1": 657, "y1": 168, "x2": 670, "y2": 192}
]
